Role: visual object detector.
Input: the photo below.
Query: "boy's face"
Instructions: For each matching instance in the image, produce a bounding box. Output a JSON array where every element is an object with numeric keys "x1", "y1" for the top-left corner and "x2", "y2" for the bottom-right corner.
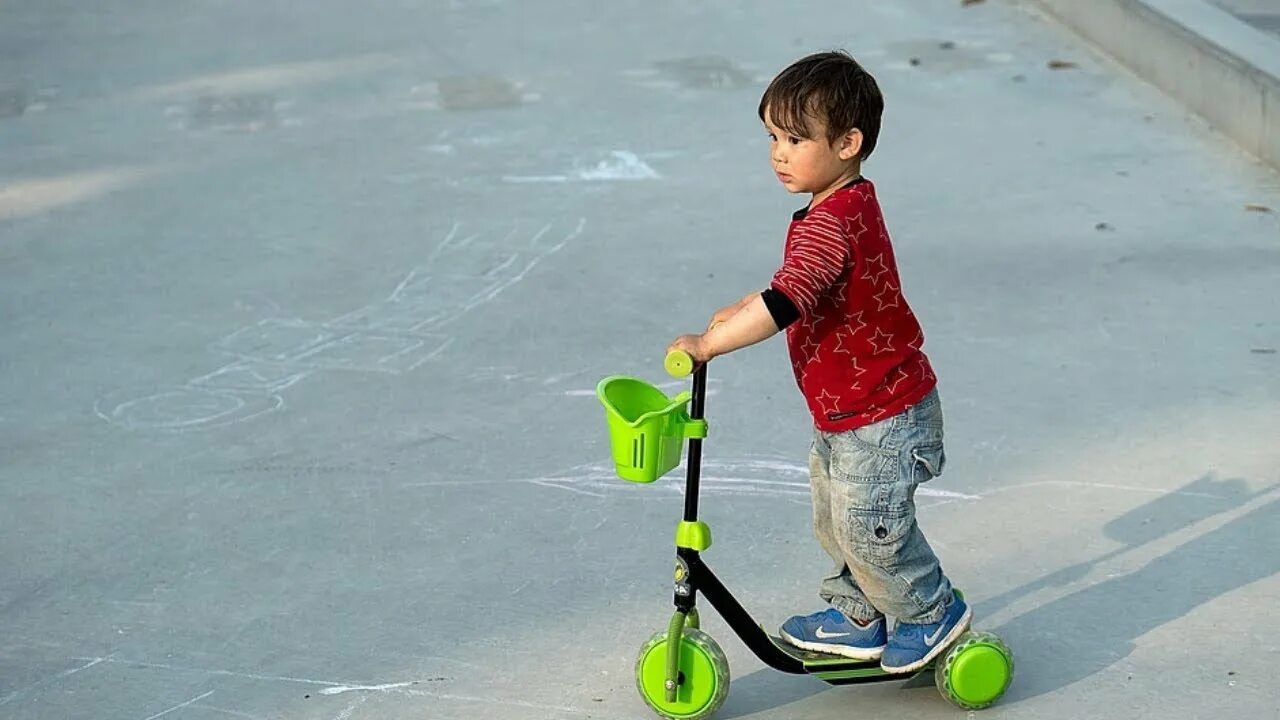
[{"x1": 763, "y1": 107, "x2": 862, "y2": 204}]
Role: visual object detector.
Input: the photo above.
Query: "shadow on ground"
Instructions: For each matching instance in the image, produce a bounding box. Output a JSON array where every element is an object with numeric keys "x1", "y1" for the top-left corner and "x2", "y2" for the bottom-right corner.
[
  {"x1": 712, "y1": 475, "x2": 1278, "y2": 715},
  {"x1": 986, "y1": 474, "x2": 1278, "y2": 704}
]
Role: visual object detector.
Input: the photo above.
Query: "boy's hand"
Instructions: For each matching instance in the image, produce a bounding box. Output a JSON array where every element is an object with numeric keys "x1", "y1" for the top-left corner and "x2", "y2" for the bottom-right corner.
[{"x1": 667, "y1": 333, "x2": 711, "y2": 365}]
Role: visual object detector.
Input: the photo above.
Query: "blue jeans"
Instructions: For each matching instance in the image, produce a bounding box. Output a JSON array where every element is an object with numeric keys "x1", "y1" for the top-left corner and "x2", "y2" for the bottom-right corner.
[{"x1": 808, "y1": 388, "x2": 953, "y2": 624}]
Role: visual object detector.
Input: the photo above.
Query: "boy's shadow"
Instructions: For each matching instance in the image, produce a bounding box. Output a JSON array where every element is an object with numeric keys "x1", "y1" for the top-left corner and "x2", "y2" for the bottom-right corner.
[
  {"x1": 981, "y1": 474, "x2": 1278, "y2": 704},
  {"x1": 717, "y1": 474, "x2": 1277, "y2": 715}
]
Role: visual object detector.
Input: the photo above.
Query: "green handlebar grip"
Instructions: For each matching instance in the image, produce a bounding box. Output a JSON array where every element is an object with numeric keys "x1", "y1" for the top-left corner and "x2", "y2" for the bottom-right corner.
[{"x1": 664, "y1": 350, "x2": 694, "y2": 378}]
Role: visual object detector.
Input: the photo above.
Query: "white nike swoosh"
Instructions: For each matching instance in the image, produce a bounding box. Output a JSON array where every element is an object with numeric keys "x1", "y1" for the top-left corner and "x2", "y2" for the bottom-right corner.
[
  {"x1": 924, "y1": 623, "x2": 947, "y2": 646},
  {"x1": 814, "y1": 627, "x2": 851, "y2": 639}
]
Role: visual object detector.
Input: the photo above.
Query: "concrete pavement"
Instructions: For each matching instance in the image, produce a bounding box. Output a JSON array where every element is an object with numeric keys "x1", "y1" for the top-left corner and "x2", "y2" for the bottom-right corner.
[{"x1": 2, "y1": 1, "x2": 1278, "y2": 718}]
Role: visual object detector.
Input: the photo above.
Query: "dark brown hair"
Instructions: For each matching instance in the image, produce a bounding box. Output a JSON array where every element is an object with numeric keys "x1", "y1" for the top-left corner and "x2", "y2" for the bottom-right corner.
[{"x1": 758, "y1": 50, "x2": 884, "y2": 160}]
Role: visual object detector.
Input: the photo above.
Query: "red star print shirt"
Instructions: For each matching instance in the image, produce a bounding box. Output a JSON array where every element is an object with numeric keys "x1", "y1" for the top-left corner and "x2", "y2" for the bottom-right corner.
[{"x1": 767, "y1": 178, "x2": 936, "y2": 431}]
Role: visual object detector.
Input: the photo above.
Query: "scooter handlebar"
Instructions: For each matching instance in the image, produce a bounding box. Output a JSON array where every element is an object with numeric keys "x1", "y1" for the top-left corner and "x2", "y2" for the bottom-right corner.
[
  {"x1": 664, "y1": 349, "x2": 695, "y2": 378},
  {"x1": 665, "y1": 321, "x2": 723, "y2": 378}
]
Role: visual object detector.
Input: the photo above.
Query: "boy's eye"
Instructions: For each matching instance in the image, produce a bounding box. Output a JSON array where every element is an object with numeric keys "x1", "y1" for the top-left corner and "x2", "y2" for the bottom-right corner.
[
  {"x1": 788, "y1": 136, "x2": 802, "y2": 145},
  {"x1": 767, "y1": 133, "x2": 777, "y2": 141}
]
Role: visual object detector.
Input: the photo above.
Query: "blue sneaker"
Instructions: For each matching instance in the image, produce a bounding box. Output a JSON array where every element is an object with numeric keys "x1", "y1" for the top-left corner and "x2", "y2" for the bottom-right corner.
[
  {"x1": 778, "y1": 608, "x2": 887, "y2": 660},
  {"x1": 880, "y1": 592, "x2": 972, "y2": 674}
]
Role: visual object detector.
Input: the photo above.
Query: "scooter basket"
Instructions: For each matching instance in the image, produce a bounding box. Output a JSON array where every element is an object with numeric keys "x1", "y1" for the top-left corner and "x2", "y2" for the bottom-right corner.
[{"x1": 597, "y1": 375, "x2": 707, "y2": 483}]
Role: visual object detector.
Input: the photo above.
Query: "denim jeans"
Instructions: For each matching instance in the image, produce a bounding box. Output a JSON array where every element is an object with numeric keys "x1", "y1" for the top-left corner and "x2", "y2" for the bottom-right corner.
[{"x1": 808, "y1": 388, "x2": 953, "y2": 624}]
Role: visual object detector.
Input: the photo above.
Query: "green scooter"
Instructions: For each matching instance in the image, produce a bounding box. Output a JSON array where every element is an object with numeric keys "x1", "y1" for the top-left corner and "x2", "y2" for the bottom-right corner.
[{"x1": 596, "y1": 350, "x2": 1014, "y2": 718}]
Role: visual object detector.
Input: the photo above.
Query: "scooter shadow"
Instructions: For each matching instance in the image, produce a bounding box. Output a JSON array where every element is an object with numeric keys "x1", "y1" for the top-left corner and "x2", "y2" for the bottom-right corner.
[
  {"x1": 714, "y1": 667, "x2": 826, "y2": 718},
  {"x1": 715, "y1": 666, "x2": 935, "y2": 718}
]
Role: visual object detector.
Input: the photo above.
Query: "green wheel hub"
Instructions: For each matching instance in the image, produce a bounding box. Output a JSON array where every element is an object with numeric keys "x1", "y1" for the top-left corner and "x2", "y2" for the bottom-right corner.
[
  {"x1": 934, "y1": 631, "x2": 1014, "y2": 710},
  {"x1": 635, "y1": 628, "x2": 730, "y2": 719}
]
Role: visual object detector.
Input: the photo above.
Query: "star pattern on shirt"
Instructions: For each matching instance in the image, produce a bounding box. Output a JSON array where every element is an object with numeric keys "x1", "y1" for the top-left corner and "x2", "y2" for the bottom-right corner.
[
  {"x1": 833, "y1": 329, "x2": 852, "y2": 354},
  {"x1": 845, "y1": 311, "x2": 868, "y2": 337},
  {"x1": 907, "y1": 328, "x2": 924, "y2": 351},
  {"x1": 849, "y1": 355, "x2": 866, "y2": 376},
  {"x1": 862, "y1": 253, "x2": 890, "y2": 285},
  {"x1": 884, "y1": 367, "x2": 911, "y2": 395},
  {"x1": 801, "y1": 335, "x2": 822, "y2": 361},
  {"x1": 867, "y1": 327, "x2": 896, "y2": 355},
  {"x1": 847, "y1": 356, "x2": 865, "y2": 390},
  {"x1": 802, "y1": 306, "x2": 827, "y2": 335},
  {"x1": 873, "y1": 283, "x2": 901, "y2": 312},
  {"x1": 815, "y1": 388, "x2": 842, "y2": 416},
  {"x1": 848, "y1": 212, "x2": 869, "y2": 239}
]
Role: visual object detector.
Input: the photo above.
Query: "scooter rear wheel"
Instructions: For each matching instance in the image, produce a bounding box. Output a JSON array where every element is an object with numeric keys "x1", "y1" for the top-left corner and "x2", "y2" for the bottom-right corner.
[
  {"x1": 635, "y1": 627, "x2": 730, "y2": 719},
  {"x1": 934, "y1": 630, "x2": 1014, "y2": 710}
]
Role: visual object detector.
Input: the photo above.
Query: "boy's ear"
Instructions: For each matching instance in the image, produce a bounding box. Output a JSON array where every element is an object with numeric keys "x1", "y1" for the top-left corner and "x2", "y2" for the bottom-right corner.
[{"x1": 838, "y1": 128, "x2": 864, "y2": 160}]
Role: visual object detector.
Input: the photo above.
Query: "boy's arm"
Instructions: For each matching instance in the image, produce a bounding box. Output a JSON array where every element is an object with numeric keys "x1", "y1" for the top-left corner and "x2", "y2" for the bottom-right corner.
[
  {"x1": 669, "y1": 294, "x2": 780, "y2": 363},
  {"x1": 668, "y1": 209, "x2": 847, "y2": 363},
  {"x1": 705, "y1": 294, "x2": 779, "y2": 357},
  {"x1": 769, "y1": 210, "x2": 848, "y2": 317},
  {"x1": 707, "y1": 290, "x2": 766, "y2": 330}
]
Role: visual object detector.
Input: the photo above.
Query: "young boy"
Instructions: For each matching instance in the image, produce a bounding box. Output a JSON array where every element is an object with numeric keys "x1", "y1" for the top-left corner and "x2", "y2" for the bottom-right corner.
[{"x1": 666, "y1": 51, "x2": 970, "y2": 673}]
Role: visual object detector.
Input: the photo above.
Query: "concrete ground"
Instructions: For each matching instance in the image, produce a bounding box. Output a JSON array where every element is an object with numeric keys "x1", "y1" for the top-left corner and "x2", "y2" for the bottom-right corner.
[
  {"x1": 1037, "y1": 0, "x2": 1280, "y2": 169},
  {"x1": 2, "y1": 1, "x2": 1278, "y2": 719},
  {"x1": 1214, "y1": 0, "x2": 1280, "y2": 39}
]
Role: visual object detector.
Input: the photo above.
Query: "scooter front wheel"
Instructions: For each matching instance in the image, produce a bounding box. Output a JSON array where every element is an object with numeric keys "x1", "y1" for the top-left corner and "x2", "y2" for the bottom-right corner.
[{"x1": 635, "y1": 627, "x2": 730, "y2": 719}]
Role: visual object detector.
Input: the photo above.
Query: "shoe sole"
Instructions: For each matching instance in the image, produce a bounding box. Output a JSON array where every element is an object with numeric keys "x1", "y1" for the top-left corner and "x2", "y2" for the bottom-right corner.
[
  {"x1": 879, "y1": 607, "x2": 973, "y2": 674},
  {"x1": 778, "y1": 628, "x2": 885, "y2": 660}
]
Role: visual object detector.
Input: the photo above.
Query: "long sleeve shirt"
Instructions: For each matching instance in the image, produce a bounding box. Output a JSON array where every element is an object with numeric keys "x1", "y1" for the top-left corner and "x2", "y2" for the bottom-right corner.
[{"x1": 768, "y1": 178, "x2": 936, "y2": 431}]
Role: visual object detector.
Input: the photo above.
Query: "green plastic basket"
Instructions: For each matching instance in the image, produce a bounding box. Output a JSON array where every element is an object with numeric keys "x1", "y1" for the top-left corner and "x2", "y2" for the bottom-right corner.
[{"x1": 597, "y1": 375, "x2": 708, "y2": 483}]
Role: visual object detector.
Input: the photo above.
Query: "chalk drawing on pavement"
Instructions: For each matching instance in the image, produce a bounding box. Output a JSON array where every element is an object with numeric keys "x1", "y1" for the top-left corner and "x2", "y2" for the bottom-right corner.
[{"x1": 96, "y1": 219, "x2": 585, "y2": 431}]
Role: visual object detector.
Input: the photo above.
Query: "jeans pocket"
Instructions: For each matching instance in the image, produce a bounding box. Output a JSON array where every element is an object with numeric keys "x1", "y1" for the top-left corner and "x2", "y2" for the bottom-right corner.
[
  {"x1": 846, "y1": 480, "x2": 915, "y2": 568},
  {"x1": 846, "y1": 416, "x2": 900, "y2": 457},
  {"x1": 911, "y1": 442, "x2": 946, "y2": 484},
  {"x1": 828, "y1": 435, "x2": 897, "y2": 482}
]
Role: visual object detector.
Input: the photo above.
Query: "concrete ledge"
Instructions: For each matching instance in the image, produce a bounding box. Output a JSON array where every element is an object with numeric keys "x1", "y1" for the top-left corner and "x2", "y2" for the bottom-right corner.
[{"x1": 1037, "y1": 0, "x2": 1280, "y2": 169}]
